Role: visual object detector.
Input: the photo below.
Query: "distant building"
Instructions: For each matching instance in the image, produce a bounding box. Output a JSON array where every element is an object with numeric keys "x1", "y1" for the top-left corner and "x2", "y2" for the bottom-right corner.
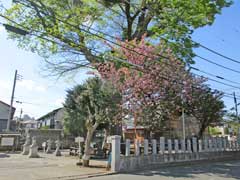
[
  {"x1": 20, "y1": 120, "x2": 37, "y2": 129},
  {"x1": 0, "y1": 100, "x2": 16, "y2": 132},
  {"x1": 37, "y1": 108, "x2": 64, "y2": 129}
]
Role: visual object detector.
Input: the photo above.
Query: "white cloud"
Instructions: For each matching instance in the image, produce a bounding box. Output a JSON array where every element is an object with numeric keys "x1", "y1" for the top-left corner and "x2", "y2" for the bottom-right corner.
[
  {"x1": 54, "y1": 98, "x2": 64, "y2": 107},
  {"x1": 0, "y1": 26, "x2": 4, "y2": 32},
  {"x1": 35, "y1": 85, "x2": 47, "y2": 92},
  {"x1": 0, "y1": 80, "x2": 11, "y2": 90},
  {"x1": 18, "y1": 79, "x2": 46, "y2": 92}
]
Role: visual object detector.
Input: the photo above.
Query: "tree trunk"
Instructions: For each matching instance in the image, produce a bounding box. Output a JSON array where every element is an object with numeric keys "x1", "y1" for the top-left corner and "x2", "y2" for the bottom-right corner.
[
  {"x1": 82, "y1": 122, "x2": 99, "y2": 167},
  {"x1": 198, "y1": 125, "x2": 206, "y2": 138}
]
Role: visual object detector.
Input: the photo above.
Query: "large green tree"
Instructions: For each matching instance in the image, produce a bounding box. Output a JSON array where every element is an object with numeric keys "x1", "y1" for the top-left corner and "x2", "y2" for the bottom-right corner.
[
  {"x1": 1, "y1": 0, "x2": 232, "y2": 75},
  {"x1": 63, "y1": 85, "x2": 87, "y2": 137},
  {"x1": 63, "y1": 77, "x2": 121, "y2": 166}
]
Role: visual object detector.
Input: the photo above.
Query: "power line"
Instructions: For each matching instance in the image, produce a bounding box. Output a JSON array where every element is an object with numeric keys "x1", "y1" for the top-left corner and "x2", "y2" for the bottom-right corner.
[
  {"x1": 2, "y1": 5, "x2": 240, "y2": 101},
  {"x1": 120, "y1": 0, "x2": 240, "y2": 65},
  {"x1": 1, "y1": 18, "x2": 240, "y2": 101},
  {"x1": 192, "y1": 40, "x2": 240, "y2": 65},
  {"x1": 191, "y1": 67, "x2": 240, "y2": 86},
  {"x1": 196, "y1": 55, "x2": 240, "y2": 75},
  {"x1": 5, "y1": 1, "x2": 240, "y2": 81}
]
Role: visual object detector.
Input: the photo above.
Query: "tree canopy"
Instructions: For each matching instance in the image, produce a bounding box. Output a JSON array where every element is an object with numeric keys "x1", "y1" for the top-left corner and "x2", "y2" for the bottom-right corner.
[
  {"x1": 63, "y1": 77, "x2": 121, "y2": 165},
  {"x1": 1, "y1": 0, "x2": 232, "y2": 75},
  {"x1": 96, "y1": 36, "x2": 225, "y2": 138}
]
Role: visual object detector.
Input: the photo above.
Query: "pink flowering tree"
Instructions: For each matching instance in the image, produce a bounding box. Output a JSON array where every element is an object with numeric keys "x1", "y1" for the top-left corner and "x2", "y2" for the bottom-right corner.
[{"x1": 96, "y1": 36, "x2": 224, "y2": 138}]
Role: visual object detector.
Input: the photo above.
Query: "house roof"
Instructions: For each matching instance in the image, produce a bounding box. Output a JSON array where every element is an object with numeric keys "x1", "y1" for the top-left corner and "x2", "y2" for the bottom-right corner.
[
  {"x1": 0, "y1": 100, "x2": 16, "y2": 110},
  {"x1": 37, "y1": 107, "x2": 63, "y2": 121}
]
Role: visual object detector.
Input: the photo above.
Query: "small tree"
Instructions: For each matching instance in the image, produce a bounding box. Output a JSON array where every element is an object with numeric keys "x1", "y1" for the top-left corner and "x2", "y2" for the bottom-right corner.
[
  {"x1": 186, "y1": 87, "x2": 225, "y2": 137},
  {"x1": 64, "y1": 77, "x2": 121, "y2": 166}
]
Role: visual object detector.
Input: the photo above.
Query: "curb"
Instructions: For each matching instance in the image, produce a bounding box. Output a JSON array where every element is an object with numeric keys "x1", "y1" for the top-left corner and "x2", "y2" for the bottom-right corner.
[{"x1": 37, "y1": 171, "x2": 117, "y2": 180}]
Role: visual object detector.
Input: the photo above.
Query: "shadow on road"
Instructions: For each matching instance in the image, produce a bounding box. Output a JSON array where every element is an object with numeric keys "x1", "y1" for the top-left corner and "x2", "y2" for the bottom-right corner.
[
  {"x1": 0, "y1": 153, "x2": 10, "y2": 158},
  {"x1": 128, "y1": 161, "x2": 240, "y2": 179}
]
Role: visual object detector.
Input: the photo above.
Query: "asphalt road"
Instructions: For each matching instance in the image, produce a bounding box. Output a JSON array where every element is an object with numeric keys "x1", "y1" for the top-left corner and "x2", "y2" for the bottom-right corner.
[{"x1": 90, "y1": 160, "x2": 240, "y2": 180}]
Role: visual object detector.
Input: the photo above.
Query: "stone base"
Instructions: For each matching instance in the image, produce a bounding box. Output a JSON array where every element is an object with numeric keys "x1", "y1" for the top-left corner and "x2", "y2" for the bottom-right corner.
[
  {"x1": 54, "y1": 150, "x2": 61, "y2": 156},
  {"x1": 28, "y1": 147, "x2": 40, "y2": 158},
  {"x1": 22, "y1": 146, "x2": 30, "y2": 155}
]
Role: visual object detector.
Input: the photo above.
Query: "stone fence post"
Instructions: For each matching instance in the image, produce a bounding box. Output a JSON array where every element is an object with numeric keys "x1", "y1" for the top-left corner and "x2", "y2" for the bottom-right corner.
[
  {"x1": 135, "y1": 139, "x2": 140, "y2": 156},
  {"x1": 198, "y1": 140, "x2": 203, "y2": 152},
  {"x1": 160, "y1": 137, "x2": 165, "y2": 154},
  {"x1": 174, "y1": 139, "x2": 179, "y2": 153},
  {"x1": 152, "y1": 139, "x2": 157, "y2": 155},
  {"x1": 187, "y1": 139, "x2": 192, "y2": 153},
  {"x1": 111, "y1": 135, "x2": 121, "y2": 172},
  {"x1": 125, "y1": 139, "x2": 130, "y2": 156},
  {"x1": 181, "y1": 139, "x2": 186, "y2": 153},
  {"x1": 144, "y1": 139, "x2": 149, "y2": 155},
  {"x1": 192, "y1": 137, "x2": 197, "y2": 153}
]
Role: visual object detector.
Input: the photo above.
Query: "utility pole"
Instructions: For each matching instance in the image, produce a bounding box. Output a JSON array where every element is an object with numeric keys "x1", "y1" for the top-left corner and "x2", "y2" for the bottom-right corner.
[
  {"x1": 233, "y1": 92, "x2": 239, "y2": 123},
  {"x1": 6, "y1": 70, "x2": 18, "y2": 132},
  {"x1": 19, "y1": 108, "x2": 23, "y2": 120}
]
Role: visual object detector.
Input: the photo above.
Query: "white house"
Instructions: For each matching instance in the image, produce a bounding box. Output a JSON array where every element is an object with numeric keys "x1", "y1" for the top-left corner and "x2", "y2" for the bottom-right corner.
[
  {"x1": 37, "y1": 108, "x2": 64, "y2": 129},
  {"x1": 0, "y1": 100, "x2": 16, "y2": 132}
]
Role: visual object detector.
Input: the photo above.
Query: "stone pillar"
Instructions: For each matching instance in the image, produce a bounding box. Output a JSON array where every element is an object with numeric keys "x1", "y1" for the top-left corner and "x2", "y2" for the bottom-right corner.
[
  {"x1": 237, "y1": 134, "x2": 240, "y2": 150},
  {"x1": 208, "y1": 139, "x2": 213, "y2": 152},
  {"x1": 135, "y1": 139, "x2": 140, "y2": 156},
  {"x1": 28, "y1": 137, "x2": 40, "y2": 158},
  {"x1": 174, "y1": 139, "x2": 179, "y2": 153},
  {"x1": 204, "y1": 138, "x2": 209, "y2": 152},
  {"x1": 22, "y1": 135, "x2": 31, "y2": 155},
  {"x1": 187, "y1": 139, "x2": 192, "y2": 153},
  {"x1": 168, "y1": 139, "x2": 172, "y2": 154},
  {"x1": 216, "y1": 137, "x2": 220, "y2": 151},
  {"x1": 46, "y1": 139, "x2": 53, "y2": 154},
  {"x1": 152, "y1": 139, "x2": 157, "y2": 155},
  {"x1": 219, "y1": 137, "x2": 223, "y2": 151},
  {"x1": 192, "y1": 137, "x2": 197, "y2": 153},
  {"x1": 168, "y1": 139, "x2": 173, "y2": 162},
  {"x1": 234, "y1": 141, "x2": 237, "y2": 151},
  {"x1": 54, "y1": 140, "x2": 61, "y2": 156},
  {"x1": 111, "y1": 135, "x2": 121, "y2": 172},
  {"x1": 159, "y1": 137, "x2": 165, "y2": 154},
  {"x1": 198, "y1": 139, "x2": 203, "y2": 152},
  {"x1": 125, "y1": 139, "x2": 130, "y2": 156},
  {"x1": 144, "y1": 139, "x2": 149, "y2": 155},
  {"x1": 223, "y1": 137, "x2": 227, "y2": 151},
  {"x1": 181, "y1": 139, "x2": 186, "y2": 153}
]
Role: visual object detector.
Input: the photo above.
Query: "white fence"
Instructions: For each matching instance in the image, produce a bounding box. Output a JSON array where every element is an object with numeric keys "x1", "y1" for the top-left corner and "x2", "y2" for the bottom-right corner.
[{"x1": 111, "y1": 136, "x2": 240, "y2": 172}]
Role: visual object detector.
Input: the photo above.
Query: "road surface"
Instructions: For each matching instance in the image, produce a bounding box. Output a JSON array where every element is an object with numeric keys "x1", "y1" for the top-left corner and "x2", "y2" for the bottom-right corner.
[{"x1": 91, "y1": 160, "x2": 240, "y2": 180}]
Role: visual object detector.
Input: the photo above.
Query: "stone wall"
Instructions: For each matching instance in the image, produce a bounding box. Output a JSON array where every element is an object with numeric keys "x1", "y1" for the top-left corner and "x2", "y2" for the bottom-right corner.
[
  {"x1": 25, "y1": 129, "x2": 63, "y2": 148},
  {"x1": 111, "y1": 136, "x2": 240, "y2": 172}
]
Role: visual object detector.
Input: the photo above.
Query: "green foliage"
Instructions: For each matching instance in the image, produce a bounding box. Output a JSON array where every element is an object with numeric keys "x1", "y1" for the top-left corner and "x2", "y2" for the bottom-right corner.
[
  {"x1": 1, "y1": 0, "x2": 232, "y2": 75},
  {"x1": 63, "y1": 77, "x2": 121, "y2": 136},
  {"x1": 186, "y1": 88, "x2": 225, "y2": 137},
  {"x1": 208, "y1": 127, "x2": 221, "y2": 135}
]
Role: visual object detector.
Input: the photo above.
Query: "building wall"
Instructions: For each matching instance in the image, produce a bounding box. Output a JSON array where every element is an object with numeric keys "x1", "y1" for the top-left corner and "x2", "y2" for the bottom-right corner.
[
  {"x1": 0, "y1": 103, "x2": 10, "y2": 132},
  {"x1": 0, "y1": 103, "x2": 9, "y2": 120},
  {"x1": 54, "y1": 109, "x2": 64, "y2": 129}
]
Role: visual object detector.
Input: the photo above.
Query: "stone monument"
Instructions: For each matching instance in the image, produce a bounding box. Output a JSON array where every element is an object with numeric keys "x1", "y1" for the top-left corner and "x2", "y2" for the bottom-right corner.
[
  {"x1": 28, "y1": 136, "x2": 40, "y2": 158},
  {"x1": 54, "y1": 140, "x2": 61, "y2": 156},
  {"x1": 22, "y1": 135, "x2": 31, "y2": 155},
  {"x1": 46, "y1": 139, "x2": 53, "y2": 154}
]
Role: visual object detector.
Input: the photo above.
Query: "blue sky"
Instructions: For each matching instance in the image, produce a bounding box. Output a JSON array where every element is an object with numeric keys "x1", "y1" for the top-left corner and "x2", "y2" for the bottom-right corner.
[{"x1": 0, "y1": 0, "x2": 240, "y2": 118}]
